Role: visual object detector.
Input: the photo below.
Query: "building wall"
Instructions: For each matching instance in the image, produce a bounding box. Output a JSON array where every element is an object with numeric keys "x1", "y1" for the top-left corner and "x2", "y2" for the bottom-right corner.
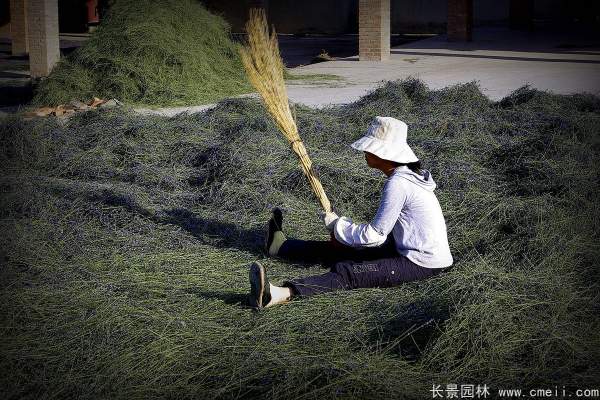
[
  {"x1": 203, "y1": 0, "x2": 516, "y2": 34},
  {"x1": 391, "y1": 0, "x2": 447, "y2": 32},
  {"x1": 58, "y1": 0, "x2": 88, "y2": 33},
  {"x1": 5, "y1": 0, "x2": 595, "y2": 40},
  {"x1": 201, "y1": 0, "x2": 250, "y2": 33},
  {"x1": 0, "y1": 22, "x2": 10, "y2": 39},
  {"x1": 202, "y1": 0, "x2": 358, "y2": 34},
  {"x1": 474, "y1": 0, "x2": 509, "y2": 25},
  {"x1": 269, "y1": 0, "x2": 357, "y2": 34},
  {"x1": 0, "y1": 0, "x2": 10, "y2": 38},
  {"x1": 535, "y1": 0, "x2": 599, "y2": 25}
]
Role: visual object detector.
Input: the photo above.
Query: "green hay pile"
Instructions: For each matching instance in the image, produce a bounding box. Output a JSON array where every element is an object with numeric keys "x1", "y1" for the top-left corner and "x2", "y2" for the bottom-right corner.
[
  {"x1": 2, "y1": 79, "x2": 600, "y2": 398},
  {"x1": 33, "y1": 0, "x2": 252, "y2": 106}
]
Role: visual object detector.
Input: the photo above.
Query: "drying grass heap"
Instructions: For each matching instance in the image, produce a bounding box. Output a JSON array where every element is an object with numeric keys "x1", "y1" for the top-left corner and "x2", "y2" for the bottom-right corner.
[
  {"x1": 240, "y1": 9, "x2": 331, "y2": 212},
  {"x1": 33, "y1": 0, "x2": 252, "y2": 106},
  {"x1": 1, "y1": 79, "x2": 599, "y2": 399}
]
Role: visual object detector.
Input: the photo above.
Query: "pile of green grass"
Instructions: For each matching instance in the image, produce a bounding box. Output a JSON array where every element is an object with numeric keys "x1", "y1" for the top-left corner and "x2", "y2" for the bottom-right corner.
[
  {"x1": 33, "y1": 0, "x2": 252, "y2": 107},
  {"x1": 1, "y1": 79, "x2": 599, "y2": 398}
]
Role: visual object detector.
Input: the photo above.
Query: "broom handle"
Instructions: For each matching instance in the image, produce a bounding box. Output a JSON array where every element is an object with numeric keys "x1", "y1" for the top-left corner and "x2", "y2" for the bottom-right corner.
[{"x1": 291, "y1": 141, "x2": 332, "y2": 213}]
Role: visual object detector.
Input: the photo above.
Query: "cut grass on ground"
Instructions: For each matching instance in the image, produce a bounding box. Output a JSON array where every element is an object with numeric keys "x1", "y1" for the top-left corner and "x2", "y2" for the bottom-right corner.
[
  {"x1": 32, "y1": 0, "x2": 252, "y2": 107},
  {"x1": 1, "y1": 79, "x2": 599, "y2": 399},
  {"x1": 285, "y1": 72, "x2": 346, "y2": 87}
]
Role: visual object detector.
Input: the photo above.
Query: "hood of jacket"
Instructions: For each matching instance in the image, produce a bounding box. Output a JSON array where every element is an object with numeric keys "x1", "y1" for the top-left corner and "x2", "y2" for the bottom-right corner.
[{"x1": 392, "y1": 166, "x2": 437, "y2": 192}]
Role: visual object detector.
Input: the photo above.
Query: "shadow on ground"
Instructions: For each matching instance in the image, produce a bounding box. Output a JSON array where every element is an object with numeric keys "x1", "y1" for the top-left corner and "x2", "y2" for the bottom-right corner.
[{"x1": 182, "y1": 288, "x2": 249, "y2": 306}]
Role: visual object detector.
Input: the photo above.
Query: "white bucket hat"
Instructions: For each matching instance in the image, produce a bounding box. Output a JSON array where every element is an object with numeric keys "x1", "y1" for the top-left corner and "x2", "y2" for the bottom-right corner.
[{"x1": 350, "y1": 116, "x2": 419, "y2": 164}]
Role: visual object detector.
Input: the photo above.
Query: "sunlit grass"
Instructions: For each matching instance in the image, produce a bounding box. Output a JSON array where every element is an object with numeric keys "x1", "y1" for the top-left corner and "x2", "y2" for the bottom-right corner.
[{"x1": 1, "y1": 78, "x2": 599, "y2": 398}]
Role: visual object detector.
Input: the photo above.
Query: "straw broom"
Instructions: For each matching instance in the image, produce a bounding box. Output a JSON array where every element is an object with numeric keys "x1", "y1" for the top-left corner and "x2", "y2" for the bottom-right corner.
[{"x1": 239, "y1": 9, "x2": 332, "y2": 213}]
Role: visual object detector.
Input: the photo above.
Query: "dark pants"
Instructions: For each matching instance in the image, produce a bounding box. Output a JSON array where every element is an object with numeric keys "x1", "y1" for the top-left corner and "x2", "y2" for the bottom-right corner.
[{"x1": 278, "y1": 237, "x2": 445, "y2": 297}]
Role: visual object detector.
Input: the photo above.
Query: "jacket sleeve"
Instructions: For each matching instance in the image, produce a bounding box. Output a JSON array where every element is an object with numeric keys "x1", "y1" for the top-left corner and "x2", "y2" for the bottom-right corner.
[{"x1": 333, "y1": 177, "x2": 407, "y2": 248}]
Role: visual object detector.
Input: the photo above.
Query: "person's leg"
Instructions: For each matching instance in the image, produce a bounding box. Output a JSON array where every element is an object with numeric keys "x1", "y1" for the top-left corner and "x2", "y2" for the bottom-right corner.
[
  {"x1": 265, "y1": 208, "x2": 397, "y2": 265},
  {"x1": 248, "y1": 261, "x2": 293, "y2": 309},
  {"x1": 277, "y1": 235, "x2": 398, "y2": 265},
  {"x1": 283, "y1": 256, "x2": 444, "y2": 297},
  {"x1": 277, "y1": 238, "x2": 354, "y2": 264}
]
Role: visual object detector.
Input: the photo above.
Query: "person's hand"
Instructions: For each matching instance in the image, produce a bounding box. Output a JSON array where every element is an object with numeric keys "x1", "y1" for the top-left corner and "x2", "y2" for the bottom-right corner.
[{"x1": 319, "y1": 211, "x2": 339, "y2": 232}]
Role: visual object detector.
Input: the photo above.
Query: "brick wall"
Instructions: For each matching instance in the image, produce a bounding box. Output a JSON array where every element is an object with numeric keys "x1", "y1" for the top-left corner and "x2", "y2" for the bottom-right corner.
[
  {"x1": 27, "y1": 0, "x2": 60, "y2": 78},
  {"x1": 359, "y1": 0, "x2": 390, "y2": 61}
]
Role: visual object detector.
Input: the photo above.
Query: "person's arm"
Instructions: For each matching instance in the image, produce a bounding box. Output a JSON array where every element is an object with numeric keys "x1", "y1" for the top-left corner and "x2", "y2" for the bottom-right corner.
[{"x1": 333, "y1": 178, "x2": 407, "y2": 248}]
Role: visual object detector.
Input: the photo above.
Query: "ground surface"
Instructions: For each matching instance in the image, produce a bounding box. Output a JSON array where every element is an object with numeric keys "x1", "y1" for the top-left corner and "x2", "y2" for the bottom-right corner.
[
  {"x1": 0, "y1": 33, "x2": 422, "y2": 112},
  {"x1": 0, "y1": 35, "x2": 89, "y2": 108},
  {"x1": 139, "y1": 27, "x2": 600, "y2": 115},
  {"x1": 1, "y1": 79, "x2": 599, "y2": 399},
  {"x1": 3, "y1": 27, "x2": 598, "y2": 115},
  {"x1": 287, "y1": 27, "x2": 600, "y2": 106}
]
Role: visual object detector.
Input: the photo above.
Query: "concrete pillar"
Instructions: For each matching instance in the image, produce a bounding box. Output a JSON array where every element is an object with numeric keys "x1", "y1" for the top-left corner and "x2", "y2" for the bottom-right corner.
[
  {"x1": 359, "y1": 0, "x2": 390, "y2": 61},
  {"x1": 447, "y1": 0, "x2": 473, "y2": 42},
  {"x1": 10, "y1": 0, "x2": 28, "y2": 55},
  {"x1": 26, "y1": 0, "x2": 60, "y2": 78}
]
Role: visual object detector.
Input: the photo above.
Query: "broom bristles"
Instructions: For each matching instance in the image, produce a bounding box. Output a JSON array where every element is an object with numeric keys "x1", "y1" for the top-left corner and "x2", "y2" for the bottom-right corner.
[{"x1": 240, "y1": 9, "x2": 332, "y2": 213}]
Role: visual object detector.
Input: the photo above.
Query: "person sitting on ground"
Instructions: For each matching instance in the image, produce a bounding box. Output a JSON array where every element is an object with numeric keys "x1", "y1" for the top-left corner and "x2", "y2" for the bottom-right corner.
[{"x1": 248, "y1": 116, "x2": 453, "y2": 309}]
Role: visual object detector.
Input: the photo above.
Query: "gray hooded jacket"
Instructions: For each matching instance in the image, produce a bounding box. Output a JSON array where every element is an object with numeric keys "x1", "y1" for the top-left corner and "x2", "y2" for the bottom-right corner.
[{"x1": 333, "y1": 166, "x2": 454, "y2": 268}]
